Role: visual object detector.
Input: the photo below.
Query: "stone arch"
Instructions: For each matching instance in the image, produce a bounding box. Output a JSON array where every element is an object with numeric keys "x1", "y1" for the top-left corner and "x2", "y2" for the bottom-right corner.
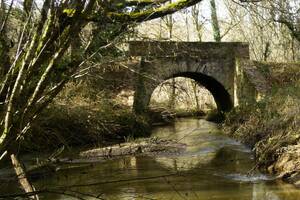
[
  {"x1": 130, "y1": 41, "x2": 252, "y2": 116},
  {"x1": 133, "y1": 57, "x2": 235, "y2": 114},
  {"x1": 173, "y1": 72, "x2": 233, "y2": 111},
  {"x1": 134, "y1": 71, "x2": 232, "y2": 114}
]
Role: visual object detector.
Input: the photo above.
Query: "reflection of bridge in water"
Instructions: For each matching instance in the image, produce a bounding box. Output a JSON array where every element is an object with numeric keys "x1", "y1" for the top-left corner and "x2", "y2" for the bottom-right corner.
[{"x1": 129, "y1": 41, "x2": 256, "y2": 114}]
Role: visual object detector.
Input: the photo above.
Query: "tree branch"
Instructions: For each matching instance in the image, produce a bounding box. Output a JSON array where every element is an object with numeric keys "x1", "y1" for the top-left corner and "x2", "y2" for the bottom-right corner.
[
  {"x1": 92, "y1": 0, "x2": 203, "y2": 23},
  {"x1": 275, "y1": 18, "x2": 300, "y2": 42},
  {"x1": 107, "y1": 0, "x2": 169, "y2": 9}
]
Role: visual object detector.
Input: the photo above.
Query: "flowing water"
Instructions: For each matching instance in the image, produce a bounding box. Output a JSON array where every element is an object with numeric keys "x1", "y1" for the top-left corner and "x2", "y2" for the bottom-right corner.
[{"x1": 1, "y1": 118, "x2": 300, "y2": 200}]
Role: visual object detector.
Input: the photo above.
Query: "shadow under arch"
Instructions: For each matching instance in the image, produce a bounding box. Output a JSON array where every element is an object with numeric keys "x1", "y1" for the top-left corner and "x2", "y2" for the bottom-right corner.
[
  {"x1": 133, "y1": 71, "x2": 233, "y2": 115},
  {"x1": 169, "y1": 72, "x2": 233, "y2": 112}
]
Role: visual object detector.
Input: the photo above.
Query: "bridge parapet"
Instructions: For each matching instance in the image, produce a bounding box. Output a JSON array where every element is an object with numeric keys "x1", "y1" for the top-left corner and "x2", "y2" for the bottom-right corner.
[{"x1": 129, "y1": 41, "x2": 249, "y2": 59}]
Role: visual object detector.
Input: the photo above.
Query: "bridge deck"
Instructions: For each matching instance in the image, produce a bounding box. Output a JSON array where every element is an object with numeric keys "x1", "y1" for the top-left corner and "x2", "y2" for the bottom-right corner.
[{"x1": 128, "y1": 41, "x2": 249, "y2": 59}]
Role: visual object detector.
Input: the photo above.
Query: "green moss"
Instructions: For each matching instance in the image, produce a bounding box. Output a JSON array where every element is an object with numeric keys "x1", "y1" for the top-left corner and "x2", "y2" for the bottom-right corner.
[
  {"x1": 107, "y1": 0, "x2": 198, "y2": 22},
  {"x1": 63, "y1": 9, "x2": 76, "y2": 17}
]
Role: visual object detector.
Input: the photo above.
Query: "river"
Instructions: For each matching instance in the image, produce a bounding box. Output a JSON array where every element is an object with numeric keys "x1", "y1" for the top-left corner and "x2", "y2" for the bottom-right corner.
[{"x1": 1, "y1": 118, "x2": 300, "y2": 199}]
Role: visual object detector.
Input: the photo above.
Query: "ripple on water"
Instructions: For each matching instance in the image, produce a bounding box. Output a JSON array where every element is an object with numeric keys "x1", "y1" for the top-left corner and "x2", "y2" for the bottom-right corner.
[{"x1": 223, "y1": 173, "x2": 275, "y2": 183}]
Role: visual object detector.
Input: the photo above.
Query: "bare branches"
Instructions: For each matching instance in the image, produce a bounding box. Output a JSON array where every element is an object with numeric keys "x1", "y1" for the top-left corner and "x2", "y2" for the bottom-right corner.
[
  {"x1": 0, "y1": 0, "x2": 14, "y2": 76},
  {"x1": 275, "y1": 18, "x2": 300, "y2": 42},
  {"x1": 231, "y1": 0, "x2": 300, "y2": 42},
  {"x1": 0, "y1": 0, "x2": 14, "y2": 33},
  {"x1": 0, "y1": 0, "x2": 90, "y2": 156}
]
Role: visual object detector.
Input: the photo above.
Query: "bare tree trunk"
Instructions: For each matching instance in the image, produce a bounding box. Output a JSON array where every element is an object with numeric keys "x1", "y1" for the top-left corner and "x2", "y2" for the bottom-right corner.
[
  {"x1": 192, "y1": 82, "x2": 200, "y2": 111},
  {"x1": 164, "y1": 13, "x2": 173, "y2": 39},
  {"x1": 0, "y1": 0, "x2": 12, "y2": 76},
  {"x1": 185, "y1": 10, "x2": 190, "y2": 41},
  {"x1": 159, "y1": 19, "x2": 163, "y2": 39},
  {"x1": 168, "y1": 78, "x2": 176, "y2": 110},
  {"x1": 162, "y1": 4, "x2": 176, "y2": 110},
  {"x1": 210, "y1": 0, "x2": 221, "y2": 42},
  {"x1": 263, "y1": 42, "x2": 271, "y2": 61},
  {"x1": 291, "y1": 37, "x2": 296, "y2": 61},
  {"x1": 191, "y1": 5, "x2": 204, "y2": 41}
]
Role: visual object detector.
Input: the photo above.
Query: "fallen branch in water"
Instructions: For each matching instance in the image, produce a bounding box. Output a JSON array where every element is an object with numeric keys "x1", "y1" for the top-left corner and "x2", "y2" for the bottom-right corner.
[
  {"x1": 10, "y1": 154, "x2": 39, "y2": 200},
  {"x1": 80, "y1": 138, "x2": 186, "y2": 158}
]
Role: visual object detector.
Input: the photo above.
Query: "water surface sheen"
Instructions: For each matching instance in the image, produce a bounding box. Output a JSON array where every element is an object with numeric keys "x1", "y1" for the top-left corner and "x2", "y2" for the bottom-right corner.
[{"x1": 3, "y1": 118, "x2": 300, "y2": 200}]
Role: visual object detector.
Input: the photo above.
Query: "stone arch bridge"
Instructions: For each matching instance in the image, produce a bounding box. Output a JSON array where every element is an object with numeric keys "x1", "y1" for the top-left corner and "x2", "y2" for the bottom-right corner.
[{"x1": 128, "y1": 41, "x2": 256, "y2": 115}]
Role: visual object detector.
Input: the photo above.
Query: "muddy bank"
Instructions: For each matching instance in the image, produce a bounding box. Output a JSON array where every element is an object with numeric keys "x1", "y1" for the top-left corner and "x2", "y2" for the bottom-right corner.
[{"x1": 223, "y1": 62, "x2": 300, "y2": 187}]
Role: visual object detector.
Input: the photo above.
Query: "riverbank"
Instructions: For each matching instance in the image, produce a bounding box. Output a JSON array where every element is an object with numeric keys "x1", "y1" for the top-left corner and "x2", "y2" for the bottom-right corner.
[
  {"x1": 20, "y1": 91, "x2": 204, "y2": 153},
  {"x1": 223, "y1": 62, "x2": 300, "y2": 186}
]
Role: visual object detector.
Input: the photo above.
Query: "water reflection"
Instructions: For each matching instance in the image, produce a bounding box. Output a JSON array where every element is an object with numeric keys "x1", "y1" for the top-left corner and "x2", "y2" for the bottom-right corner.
[{"x1": 1, "y1": 119, "x2": 300, "y2": 200}]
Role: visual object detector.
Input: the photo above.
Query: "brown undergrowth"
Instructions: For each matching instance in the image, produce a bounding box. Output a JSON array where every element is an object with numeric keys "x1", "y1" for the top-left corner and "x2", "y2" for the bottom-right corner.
[
  {"x1": 21, "y1": 81, "x2": 137, "y2": 152},
  {"x1": 223, "y1": 62, "x2": 300, "y2": 185}
]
